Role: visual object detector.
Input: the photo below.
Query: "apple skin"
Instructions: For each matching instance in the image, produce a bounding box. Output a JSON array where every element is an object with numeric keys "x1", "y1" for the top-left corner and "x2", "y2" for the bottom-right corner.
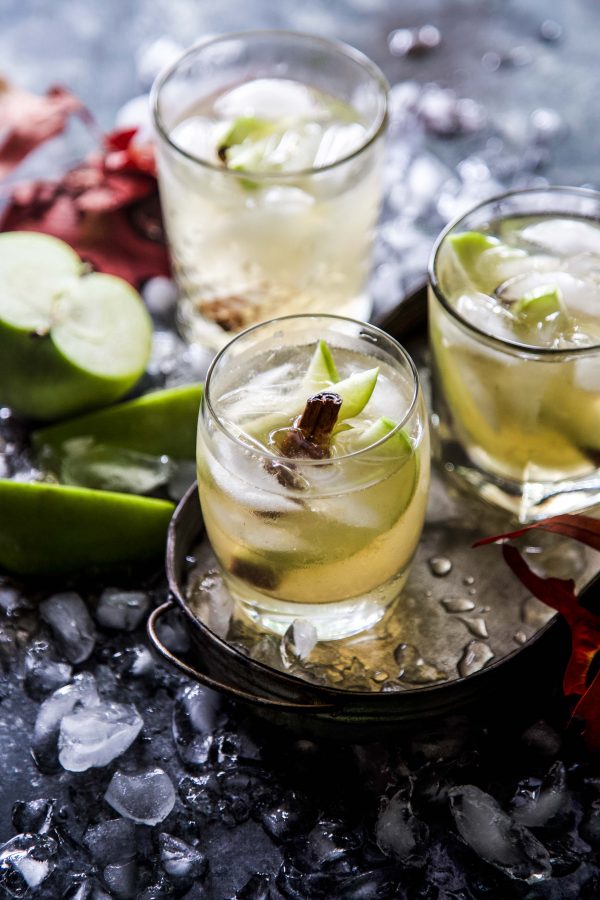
[
  {"x1": 0, "y1": 478, "x2": 174, "y2": 576},
  {"x1": 0, "y1": 318, "x2": 142, "y2": 421},
  {"x1": 0, "y1": 272, "x2": 153, "y2": 421},
  {"x1": 32, "y1": 385, "x2": 203, "y2": 460}
]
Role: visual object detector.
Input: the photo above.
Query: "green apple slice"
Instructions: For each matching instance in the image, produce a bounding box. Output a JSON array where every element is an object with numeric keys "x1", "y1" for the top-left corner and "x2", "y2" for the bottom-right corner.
[
  {"x1": 218, "y1": 117, "x2": 276, "y2": 159},
  {"x1": 512, "y1": 284, "x2": 566, "y2": 324},
  {"x1": 0, "y1": 233, "x2": 152, "y2": 421},
  {"x1": 449, "y1": 231, "x2": 500, "y2": 271},
  {"x1": 32, "y1": 385, "x2": 202, "y2": 461},
  {"x1": 303, "y1": 339, "x2": 339, "y2": 392},
  {"x1": 0, "y1": 479, "x2": 174, "y2": 576},
  {"x1": 350, "y1": 416, "x2": 413, "y2": 458},
  {"x1": 333, "y1": 367, "x2": 379, "y2": 421}
]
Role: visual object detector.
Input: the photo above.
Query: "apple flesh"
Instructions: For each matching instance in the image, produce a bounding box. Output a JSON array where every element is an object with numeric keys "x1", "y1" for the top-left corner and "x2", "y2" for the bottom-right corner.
[{"x1": 0, "y1": 232, "x2": 153, "y2": 420}]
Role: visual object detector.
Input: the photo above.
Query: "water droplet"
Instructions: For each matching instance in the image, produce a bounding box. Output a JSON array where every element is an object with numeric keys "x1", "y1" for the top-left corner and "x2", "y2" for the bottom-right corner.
[
  {"x1": 468, "y1": 588, "x2": 477, "y2": 596},
  {"x1": 463, "y1": 576, "x2": 475, "y2": 586},
  {"x1": 521, "y1": 596, "x2": 553, "y2": 628},
  {"x1": 372, "y1": 671, "x2": 389, "y2": 684},
  {"x1": 441, "y1": 597, "x2": 475, "y2": 613},
  {"x1": 458, "y1": 641, "x2": 494, "y2": 677},
  {"x1": 514, "y1": 631, "x2": 527, "y2": 645},
  {"x1": 381, "y1": 681, "x2": 403, "y2": 693},
  {"x1": 429, "y1": 556, "x2": 452, "y2": 577},
  {"x1": 539, "y1": 19, "x2": 562, "y2": 42},
  {"x1": 394, "y1": 643, "x2": 447, "y2": 684},
  {"x1": 458, "y1": 616, "x2": 489, "y2": 639},
  {"x1": 425, "y1": 590, "x2": 433, "y2": 598}
]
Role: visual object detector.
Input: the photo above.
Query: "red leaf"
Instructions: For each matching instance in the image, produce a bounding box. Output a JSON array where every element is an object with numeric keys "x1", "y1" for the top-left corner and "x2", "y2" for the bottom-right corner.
[
  {"x1": 474, "y1": 513, "x2": 600, "y2": 553},
  {"x1": 502, "y1": 544, "x2": 600, "y2": 697},
  {"x1": 477, "y1": 516, "x2": 600, "y2": 751},
  {"x1": 0, "y1": 94, "x2": 169, "y2": 287},
  {"x1": 0, "y1": 80, "x2": 94, "y2": 178},
  {"x1": 572, "y1": 670, "x2": 600, "y2": 751}
]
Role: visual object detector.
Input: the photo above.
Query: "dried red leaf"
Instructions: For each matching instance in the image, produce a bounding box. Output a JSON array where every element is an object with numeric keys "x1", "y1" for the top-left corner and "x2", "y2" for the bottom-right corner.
[
  {"x1": 0, "y1": 80, "x2": 93, "y2": 178},
  {"x1": 474, "y1": 513, "x2": 600, "y2": 553},
  {"x1": 572, "y1": 671, "x2": 600, "y2": 751},
  {"x1": 476, "y1": 515, "x2": 600, "y2": 751},
  {"x1": 502, "y1": 544, "x2": 600, "y2": 697},
  {"x1": 0, "y1": 117, "x2": 169, "y2": 286}
]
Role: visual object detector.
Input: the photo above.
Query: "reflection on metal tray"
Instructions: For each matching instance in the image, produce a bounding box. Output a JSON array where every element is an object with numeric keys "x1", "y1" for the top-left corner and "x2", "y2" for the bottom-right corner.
[{"x1": 148, "y1": 286, "x2": 600, "y2": 736}]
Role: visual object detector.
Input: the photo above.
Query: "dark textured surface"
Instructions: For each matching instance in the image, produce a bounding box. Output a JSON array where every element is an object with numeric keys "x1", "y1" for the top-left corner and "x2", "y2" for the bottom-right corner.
[{"x1": 1, "y1": 2, "x2": 600, "y2": 898}]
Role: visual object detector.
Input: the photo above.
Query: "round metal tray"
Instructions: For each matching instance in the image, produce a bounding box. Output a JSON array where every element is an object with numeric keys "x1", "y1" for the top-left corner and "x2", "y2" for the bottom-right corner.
[{"x1": 147, "y1": 290, "x2": 599, "y2": 739}]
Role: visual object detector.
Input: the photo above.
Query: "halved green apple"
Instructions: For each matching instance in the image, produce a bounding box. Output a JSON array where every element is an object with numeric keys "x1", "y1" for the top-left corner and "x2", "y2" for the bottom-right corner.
[{"x1": 0, "y1": 233, "x2": 152, "y2": 421}]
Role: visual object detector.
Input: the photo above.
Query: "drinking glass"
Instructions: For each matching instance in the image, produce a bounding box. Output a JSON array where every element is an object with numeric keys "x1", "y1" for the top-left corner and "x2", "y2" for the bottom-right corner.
[
  {"x1": 196, "y1": 314, "x2": 429, "y2": 639},
  {"x1": 428, "y1": 186, "x2": 600, "y2": 521},
  {"x1": 151, "y1": 31, "x2": 388, "y2": 349}
]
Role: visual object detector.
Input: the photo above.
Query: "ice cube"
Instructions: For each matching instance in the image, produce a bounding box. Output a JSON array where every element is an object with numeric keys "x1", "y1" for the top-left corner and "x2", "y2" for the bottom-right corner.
[
  {"x1": 154, "y1": 608, "x2": 191, "y2": 654},
  {"x1": 136, "y1": 36, "x2": 184, "y2": 87},
  {"x1": 23, "y1": 641, "x2": 73, "y2": 699},
  {"x1": 159, "y1": 833, "x2": 208, "y2": 879},
  {"x1": 61, "y1": 438, "x2": 174, "y2": 494},
  {"x1": 168, "y1": 460, "x2": 197, "y2": 502},
  {"x1": 281, "y1": 619, "x2": 318, "y2": 665},
  {"x1": 522, "y1": 218, "x2": 600, "y2": 256},
  {"x1": 187, "y1": 569, "x2": 234, "y2": 639},
  {"x1": 172, "y1": 683, "x2": 219, "y2": 768},
  {"x1": 83, "y1": 819, "x2": 136, "y2": 866},
  {"x1": 103, "y1": 860, "x2": 138, "y2": 898},
  {"x1": 448, "y1": 784, "x2": 552, "y2": 882},
  {"x1": 313, "y1": 122, "x2": 367, "y2": 167},
  {"x1": 0, "y1": 833, "x2": 57, "y2": 891},
  {"x1": 375, "y1": 784, "x2": 428, "y2": 863},
  {"x1": 214, "y1": 78, "x2": 329, "y2": 121},
  {"x1": 39, "y1": 592, "x2": 96, "y2": 664},
  {"x1": 32, "y1": 673, "x2": 100, "y2": 767},
  {"x1": 511, "y1": 761, "x2": 571, "y2": 829},
  {"x1": 95, "y1": 588, "x2": 150, "y2": 632},
  {"x1": 260, "y1": 791, "x2": 316, "y2": 843},
  {"x1": 105, "y1": 768, "x2": 176, "y2": 825},
  {"x1": 142, "y1": 276, "x2": 178, "y2": 317},
  {"x1": 58, "y1": 701, "x2": 143, "y2": 772},
  {"x1": 12, "y1": 799, "x2": 55, "y2": 835}
]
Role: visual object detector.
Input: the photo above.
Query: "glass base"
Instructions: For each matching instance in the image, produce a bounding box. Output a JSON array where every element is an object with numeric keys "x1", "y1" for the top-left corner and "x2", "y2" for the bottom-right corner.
[
  {"x1": 223, "y1": 568, "x2": 408, "y2": 641},
  {"x1": 176, "y1": 291, "x2": 373, "y2": 351},
  {"x1": 438, "y1": 438, "x2": 600, "y2": 522}
]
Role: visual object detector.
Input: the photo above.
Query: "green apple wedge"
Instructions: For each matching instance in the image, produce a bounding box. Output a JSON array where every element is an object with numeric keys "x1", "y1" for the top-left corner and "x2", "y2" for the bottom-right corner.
[
  {"x1": 0, "y1": 479, "x2": 174, "y2": 577},
  {"x1": 0, "y1": 232, "x2": 152, "y2": 421},
  {"x1": 32, "y1": 385, "x2": 203, "y2": 461}
]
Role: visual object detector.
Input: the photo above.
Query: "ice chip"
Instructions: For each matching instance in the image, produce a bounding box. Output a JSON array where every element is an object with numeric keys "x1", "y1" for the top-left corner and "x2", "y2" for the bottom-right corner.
[
  {"x1": 23, "y1": 641, "x2": 73, "y2": 699},
  {"x1": 172, "y1": 683, "x2": 219, "y2": 768},
  {"x1": 214, "y1": 78, "x2": 329, "y2": 121},
  {"x1": 187, "y1": 569, "x2": 234, "y2": 639},
  {"x1": 95, "y1": 588, "x2": 150, "y2": 632},
  {"x1": 522, "y1": 218, "x2": 600, "y2": 256},
  {"x1": 39, "y1": 592, "x2": 96, "y2": 664},
  {"x1": 58, "y1": 701, "x2": 143, "y2": 772},
  {"x1": 159, "y1": 833, "x2": 208, "y2": 879},
  {"x1": 511, "y1": 761, "x2": 571, "y2": 829},
  {"x1": 142, "y1": 276, "x2": 178, "y2": 317},
  {"x1": 83, "y1": 819, "x2": 136, "y2": 866},
  {"x1": 0, "y1": 833, "x2": 57, "y2": 891},
  {"x1": 312, "y1": 122, "x2": 366, "y2": 168},
  {"x1": 32, "y1": 673, "x2": 99, "y2": 768},
  {"x1": 103, "y1": 860, "x2": 138, "y2": 898},
  {"x1": 12, "y1": 799, "x2": 55, "y2": 836},
  {"x1": 281, "y1": 618, "x2": 318, "y2": 666},
  {"x1": 375, "y1": 783, "x2": 428, "y2": 863},
  {"x1": 448, "y1": 784, "x2": 552, "y2": 882},
  {"x1": 105, "y1": 768, "x2": 176, "y2": 825},
  {"x1": 61, "y1": 438, "x2": 174, "y2": 495}
]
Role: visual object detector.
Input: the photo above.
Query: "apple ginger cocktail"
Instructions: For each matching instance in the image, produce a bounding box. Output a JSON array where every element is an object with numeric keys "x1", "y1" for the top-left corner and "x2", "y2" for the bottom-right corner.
[
  {"x1": 429, "y1": 187, "x2": 600, "y2": 520},
  {"x1": 152, "y1": 32, "x2": 387, "y2": 348},
  {"x1": 196, "y1": 316, "x2": 429, "y2": 639}
]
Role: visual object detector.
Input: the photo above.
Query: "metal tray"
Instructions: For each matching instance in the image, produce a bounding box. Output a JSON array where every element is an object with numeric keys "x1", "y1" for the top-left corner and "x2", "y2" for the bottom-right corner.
[{"x1": 148, "y1": 287, "x2": 599, "y2": 739}]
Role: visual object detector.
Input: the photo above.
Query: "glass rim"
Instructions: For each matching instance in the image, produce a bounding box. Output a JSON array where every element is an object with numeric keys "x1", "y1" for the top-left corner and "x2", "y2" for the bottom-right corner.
[
  {"x1": 150, "y1": 29, "x2": 389, "y2": 181},
  {"x1": 428, "y1": 185, "x2": 600, "y2": 357},
  {"x1": 203, "y1": 313, "x2": 421, "y2": 465}
]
